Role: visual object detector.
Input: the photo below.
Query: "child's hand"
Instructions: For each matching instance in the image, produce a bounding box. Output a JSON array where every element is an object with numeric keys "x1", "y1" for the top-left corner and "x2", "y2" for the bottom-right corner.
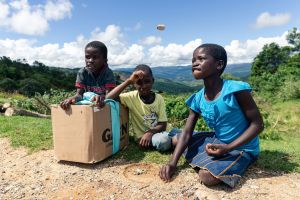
[
  {"x1": 205, "y1": 143, "x2": 230, "y2": 157},
  {"x1": 60, "y1": 97, "x2": 75, "y2": 110},
  {"x1": 159, "y1": 164, "x2": 176, "y2": 182},
  {"x1": 129, "y1": 70, "x2": 144, "y2": 83},
  {"x1": 139, "y1": 131, "x2": 153, "y2": 148},
  {"x1": 92, "y1": 94, "x2": 105, "y2": 108}
]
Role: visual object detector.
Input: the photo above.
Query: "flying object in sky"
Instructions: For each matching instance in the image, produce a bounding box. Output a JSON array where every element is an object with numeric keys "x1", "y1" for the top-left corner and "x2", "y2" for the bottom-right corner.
[{"x1": 156, "y1": 24, "x2": 166, "y2": 31}]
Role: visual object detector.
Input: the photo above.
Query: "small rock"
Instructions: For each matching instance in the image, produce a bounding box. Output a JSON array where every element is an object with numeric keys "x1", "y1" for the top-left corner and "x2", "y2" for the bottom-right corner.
[
  {"x1": 249, "y1": 185, "x2": 259, "y2": 189},
  {"x1": 134, "y1": 168, "x2": 146, "y2": 175}
]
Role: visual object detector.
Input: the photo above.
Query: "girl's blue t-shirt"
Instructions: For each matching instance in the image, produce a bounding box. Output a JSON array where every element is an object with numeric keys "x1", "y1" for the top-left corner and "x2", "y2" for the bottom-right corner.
[{"x1": 186, "y1": 79, "x2": 260, "y2": 156}]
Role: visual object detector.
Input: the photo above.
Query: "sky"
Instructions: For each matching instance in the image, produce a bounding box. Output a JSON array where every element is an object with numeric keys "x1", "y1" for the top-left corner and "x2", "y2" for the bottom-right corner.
[{"x1": 0, "y1": 0, "x2": 299, "y2": 69}]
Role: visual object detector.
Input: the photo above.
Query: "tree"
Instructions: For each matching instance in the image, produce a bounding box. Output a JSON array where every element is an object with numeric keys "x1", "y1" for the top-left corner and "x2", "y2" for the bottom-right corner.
[
  {"x1": 251, "y1": 43, "x2": 289, "y2": 76},
  {"x1": 0, "y1": 78, "x2": 18, "y2": 92},
  {"x1": 286, "y1": 27, "x2": 300, "y2": 52},
  {"x1": 249, "y1": 43, "x2": 290, "y2": 92},
  {"x1": 19, "y1": 79, "x2": 48, "y2": 96}
]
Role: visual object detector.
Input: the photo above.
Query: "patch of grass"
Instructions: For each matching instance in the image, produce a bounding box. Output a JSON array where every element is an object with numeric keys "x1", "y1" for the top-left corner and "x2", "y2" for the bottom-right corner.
[
  {"x1": 259, "y1": 136, "x2": 300, "y2": 172},
  {"x1": 114, "y1": 139, "x2": 189, "y2": 169},
  {"x1": 269, "y1": 100, "x2": 300, "y2": 138},
  {"x1": 257, "y1": 99, "x2": 300, "y2": 172},
  {"x1": 0, "y1": 116, "x2": 52, "y2": 153}
]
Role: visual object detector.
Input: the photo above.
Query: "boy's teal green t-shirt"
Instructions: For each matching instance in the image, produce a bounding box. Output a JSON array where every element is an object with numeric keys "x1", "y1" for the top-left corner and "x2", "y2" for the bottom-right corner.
[{"x1": 185, "y1": 79, "x2": 260, "y2": 157}]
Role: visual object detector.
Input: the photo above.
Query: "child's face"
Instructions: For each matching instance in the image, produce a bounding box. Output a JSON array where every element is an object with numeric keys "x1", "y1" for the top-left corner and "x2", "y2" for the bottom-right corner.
[
  {"x1": 192, "y1": 47, "x2": 221, "y2": 80},
  {"x1": 85, "y1": 47, "x2": 106, "y2": 74},
  {"x1": 134, "y1": 70, "x2": 154, "y2": 96}
]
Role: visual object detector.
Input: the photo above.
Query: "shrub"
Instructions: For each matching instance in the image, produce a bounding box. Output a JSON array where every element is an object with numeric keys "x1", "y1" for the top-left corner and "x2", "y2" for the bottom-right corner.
[{"x1": 0, "y1": 78, "x2": 18, "y2": 92}]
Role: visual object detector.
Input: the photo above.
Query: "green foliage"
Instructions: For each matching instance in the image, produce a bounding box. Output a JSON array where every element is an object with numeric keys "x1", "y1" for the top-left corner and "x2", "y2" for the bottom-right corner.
[
  {"x1": 276, "y1": 79, "x2": 300, "y2": 100},
  {"x1": 0, "y1": 78, "x2": 18, "y2": 92},
  {"x1": 12, "y1": 89, "x2": 74, "y2": 115},
  {"x1": 221, "y1": 73, "x2": 241, "y2": 81},
  {"x1": 249, "y1": 43, "x2": 290, "y2": 93},
  {"x1": 251, "y1": 43, "x2": 289, "y2": 75},
  {"x1": 0, "y1": 56, "x2": 76, "y2": 96},
  {"x1": 286, "y1": 27, "x2": 300, "y2": 52},
  {"x1": 18, "y1": 78, "x2": 48, "y2": 96},
  {"x1": 259, "y1": 108, "x2": 281, "y2": 140},
  {"x1": 249, "y1": 28, "x2": 300, "y2": 100},
  {"x1": 164, "y1": 94, "x2": 211, "y2": 131},
  {"x1": 0, "y1": 91, "x2": 27, "y2": 104}
]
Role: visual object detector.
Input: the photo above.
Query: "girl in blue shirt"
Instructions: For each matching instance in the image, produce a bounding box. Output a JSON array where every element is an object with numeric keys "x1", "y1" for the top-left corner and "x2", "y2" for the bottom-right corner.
[{"x1": 160, "y1": 44, "x2": 264, "y2": 187}]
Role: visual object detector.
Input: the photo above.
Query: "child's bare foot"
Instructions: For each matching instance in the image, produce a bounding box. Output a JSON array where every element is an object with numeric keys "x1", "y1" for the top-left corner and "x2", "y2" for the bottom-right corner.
[{"x1": 198, "y1": 170, "x2": 221, "y2": 186}]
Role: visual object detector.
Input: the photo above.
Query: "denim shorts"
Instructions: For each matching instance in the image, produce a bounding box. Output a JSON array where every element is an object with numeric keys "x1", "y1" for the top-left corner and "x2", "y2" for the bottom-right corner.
[{"x1": 184, "y1": 132, "x2": 257, "y2": 187}]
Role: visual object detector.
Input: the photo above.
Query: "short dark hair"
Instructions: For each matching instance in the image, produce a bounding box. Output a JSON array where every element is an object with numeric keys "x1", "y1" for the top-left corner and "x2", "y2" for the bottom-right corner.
[
  {"x1": 197, "y1": 43, "x2": 227, "y2": 74},
  {"x1": 85, "y1": 41, "x2": 107, "y2": 59},
  {"x1": 134, "y1": 64, "x2": 153, "y2": 77}
]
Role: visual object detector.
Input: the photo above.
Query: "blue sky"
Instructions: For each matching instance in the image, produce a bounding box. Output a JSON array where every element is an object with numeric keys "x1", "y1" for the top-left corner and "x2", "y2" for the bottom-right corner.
[{"x1": 0, "y1": 0, "x2": 299, "y2": 69}]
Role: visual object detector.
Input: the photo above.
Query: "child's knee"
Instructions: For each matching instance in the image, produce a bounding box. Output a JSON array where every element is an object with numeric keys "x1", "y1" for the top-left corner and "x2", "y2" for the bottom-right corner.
[
  {"x1": 152, "y1": 132, "x2": 171, "y2": 151},
  {"x1": 198, "y1": 170, "x2": 220, "y2": 186}
]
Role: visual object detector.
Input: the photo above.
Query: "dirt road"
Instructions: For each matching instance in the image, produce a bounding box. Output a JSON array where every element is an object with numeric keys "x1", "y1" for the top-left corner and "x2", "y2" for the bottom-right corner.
[{"x1": 0, "y1": 138, "x2": 299, "y2": 200}]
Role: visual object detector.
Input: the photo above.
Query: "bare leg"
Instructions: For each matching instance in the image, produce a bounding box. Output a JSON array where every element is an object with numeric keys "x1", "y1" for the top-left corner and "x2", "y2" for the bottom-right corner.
[
  {"x1": 171, "y1": 136, "x2": 178, "y2": 146},
  {"x1": 198, "y1": 169, "x2": 221, "y2": 186}
]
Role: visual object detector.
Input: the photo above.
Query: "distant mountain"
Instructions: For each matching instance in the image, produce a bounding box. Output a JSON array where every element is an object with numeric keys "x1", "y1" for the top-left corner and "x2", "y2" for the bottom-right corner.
[
  {"x1": 224, "y1": 63, "x2": 252, "y2": 78},
  {"x1": 114, "y1": 71, "x2": 200, "y2": 94},
  {"x1": 115, "y1": 63, "x2": 251, "y2": 84}
]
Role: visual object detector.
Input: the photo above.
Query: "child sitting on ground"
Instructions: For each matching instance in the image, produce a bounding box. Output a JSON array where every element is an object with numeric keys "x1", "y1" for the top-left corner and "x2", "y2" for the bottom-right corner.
[
  {"x1": 106, "y1": 64, "x2": 177, "y2": 151},
  {"x1": 60, "y1": 41, "x2": 115, "y2": 110},
  {"x1": 159, "y1": 43, "x2": 264, "y2": 187}
]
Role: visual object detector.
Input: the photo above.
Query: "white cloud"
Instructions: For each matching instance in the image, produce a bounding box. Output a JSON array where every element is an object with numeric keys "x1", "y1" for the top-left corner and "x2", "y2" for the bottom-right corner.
[
  {"x1": 44, "y1": 0, "x2": 72, "y2": 20},
  {"x1": 225, "y1": 32, "x2": 288, "y2": 64},
  {"x1": 0, "y1": 0, "x2": 72, "y2": 35},
  {"x1": 0, "y1": 25, "x2": 145, "y2": 68},
  {"x1": 0, "y1": 2, "x2": 10, "y2": 26},
  {"x1": 110, "y1": 44, "x2": 144, "y2": 67},
  {"x1": 141, "y1": 36, "x2": 162, "y2": 46},
  {"x1": 0, "y1": 24, "x2": 291, "y2": 69},
  {"x1": 10, "y1": 10, "x2": 49, "y2": 35},
  {"x1": 147, "y1": 39, "x2": 202, "y2": 66},
  {"x1": 255, "y1": 12, "x2": 291, "y2": 29}
]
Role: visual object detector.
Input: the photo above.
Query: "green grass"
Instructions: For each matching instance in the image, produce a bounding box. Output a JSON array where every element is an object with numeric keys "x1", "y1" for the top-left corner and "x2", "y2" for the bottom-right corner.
[
  {"x1": 259, "y1": 136, "x2": 300, "y2": 172},
  {"x1": 114, "y1": 138, "x2": 189, "y2": 170},
  {"x1": 257, "y1": 99, "x2": 300, "y2": 172},
  {"x1": 0, "y1": 116, "x2": 52, "y2": 153}
]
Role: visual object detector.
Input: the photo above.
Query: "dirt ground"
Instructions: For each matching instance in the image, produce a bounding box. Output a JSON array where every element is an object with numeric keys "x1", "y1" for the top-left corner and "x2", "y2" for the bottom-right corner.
[{"x1": 0, "y1": 138, "x2": 299, "y2": 200}]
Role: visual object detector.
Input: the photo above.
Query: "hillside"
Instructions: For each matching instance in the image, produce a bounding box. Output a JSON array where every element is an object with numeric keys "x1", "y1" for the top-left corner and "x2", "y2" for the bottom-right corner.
[
  {"x1": 115, "y1": 71, "x2": 200, "y2": 94},
  {"x1": 0, "y1": 57, "x2": 76, "y2": 96},
  {"x1": 0, "y1": 56, "x2": 250, "y2": 95}
]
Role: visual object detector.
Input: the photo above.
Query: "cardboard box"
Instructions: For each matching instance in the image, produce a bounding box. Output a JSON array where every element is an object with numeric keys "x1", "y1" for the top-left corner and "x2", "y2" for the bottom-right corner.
[{"x1": 51, "y1": 104, "x2": 129, "y2": 163}]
